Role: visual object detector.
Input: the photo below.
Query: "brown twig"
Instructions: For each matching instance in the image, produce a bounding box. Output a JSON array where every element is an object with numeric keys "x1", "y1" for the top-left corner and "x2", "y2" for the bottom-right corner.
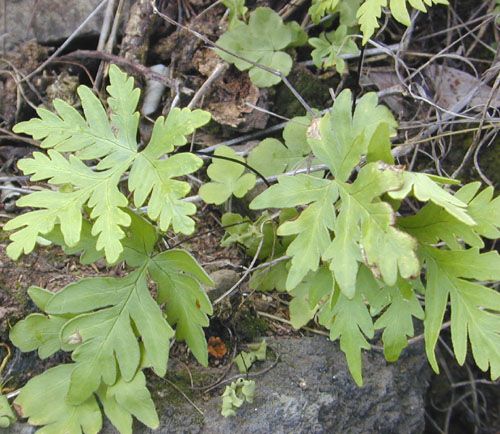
[{"x1": 60, "y1": 50, "x2": 194, "y2": 95}]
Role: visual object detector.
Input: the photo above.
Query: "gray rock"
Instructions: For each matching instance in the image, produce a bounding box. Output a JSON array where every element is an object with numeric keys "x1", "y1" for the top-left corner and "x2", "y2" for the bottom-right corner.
[
  {"x1": 207, "y1": 269, "x2": 240, "y2": 301},
  {"x1": 2, "y1": 337, "x2": 430, "y2": 434},
  {"x1": 1, "y1": 0, "x2": 124, "y2": 50}
]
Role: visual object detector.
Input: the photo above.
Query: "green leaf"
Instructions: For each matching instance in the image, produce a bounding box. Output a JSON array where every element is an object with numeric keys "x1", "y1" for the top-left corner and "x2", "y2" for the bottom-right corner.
[
  {"x1": 356, "y1": 0, "x2": 386, "y2": 44},
  {"x1": 308, "y1": 0, "x2": 340, "y2": 23},
  {"x1": 251, "y1": 176, "x2": 338, "y2": 290},
  {"x1": 322, "y1": 192, "x2": 362, "y2": 298},
  {"x1": 199, "y1": 146, "x2": 256, "y2": 205},
  {"x1": 221, "y1": 212, "x2": 276, "y2": 259},
  {"x1": 423, "y1": 247, "x2": 500, "y2": 379},
  {"x1": 247, "y1": 138, "x2": 304, "y2": 177},
  {"x1": 289, "y1": 266, "x2": 333, "y2": 329},
  {"x1": 373, "y1": 279, "x2": 424, "y2": 361},
  {"x1": 389, "y1": 172, "x2": 474, "y2": 225},
  {"x1": 249, "y1": 259, "x2": 289, "y2": 292},
  {"x1": 149, "y1": 250, "x2": 214, "y2": 366},
  {"x1": 216, "y1": 7, "x2": 295, "y2": 87},
  {"x1": 6, "y1": 67, "x2": 210, "y2": 263},
  {"x1": 390, "y1": 0, "x2": 449, "y2": 27},
  {"x1": 356, "y1": 0, "x2": 448, "y2": 44},
  {"x1": 45, "y1": 219, "x2": 104, "y2": 265},
  {"x1": 319, "y1": 284, "x2": 374, "y2": 385},
  {"x1": 45, "y1": 269, "x2": 174, "y2": 404},
  {"x1": 309, "y1": 26, "x2": 359, "y2": 73},
  {"x1": 9, "y1": 312, "x2": 67, "y2": 359},
  {"x1": 0, "y1": 395, "x2": 16, "y2": 428},
  {"x1": 9, "y1": 286, "x2": 72, "y2": 359},
  {"x1": 286, "y1": 21, "x2": 308, "y2": 47},
  {"x1": 399, "y1": 182, "x2": 497, "y2": 249},
  {"x1": 222, "y1": 0, "x2": 248, "y2": 28},
  {"x1": 307, "y1": 89, "x2": 396, "y2": 182},
  {"x1": 466, "y1": 184, "x2": 500, "y2": 240},
  {"x1": 129, "y1": 108, "x2": 209, "y2": 235},
  {"x1": 14, "y1": 364, "x2": 102, "y2": 434},
  {"x1": 324, "y1": 163, "x2": 419, "y2": 296},
  {"x1": 337, "y1": 0, "x2": 363, "y2": 26},
  {"x1": 221, "y1": 379, "x2": 255, "y2": 417},
  {"x1": 98, "y1": 371, "x2": 159, "y2": 434},
  {"x1": 250, "y1": 174, "x2": 332, "y2": 209},
  {"x1": 234, "y1": 340, "x2": 267, "y2": 373},
  {"x1": 13, "y1": 66, "x2": 137, "y2": 162}
]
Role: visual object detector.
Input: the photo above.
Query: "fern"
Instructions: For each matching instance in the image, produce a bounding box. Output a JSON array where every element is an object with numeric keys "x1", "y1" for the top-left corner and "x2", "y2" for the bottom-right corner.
[
  {"x1": 357, "y1": 0, "x2": 449, "y2": 43},
  {"x1": 309, "y1": 0, "x2": 341, "y2": 23},
  {"x1": 7, "y1": 65, "x2": 210, "y2": 263},
  {"x1": 309, "y1": 25, "x2": 360, "y2": 73},
  {"x1": 9, "y1": 212, "x2": 213, "y2": 432},
  {"x1": 249, "y1": 89, "x2": 499, "y2": 384},
  {"x1": 5, "y1": 67, "x2": 215, "y2": 433},
  {"x1": 3, "y1": 5, "x2": 497, "y2": 427}
]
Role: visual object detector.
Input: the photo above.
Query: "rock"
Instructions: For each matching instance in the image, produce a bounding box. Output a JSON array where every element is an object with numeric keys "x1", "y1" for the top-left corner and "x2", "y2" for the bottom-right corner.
[
  {"x1": 2, "y1": 337, "x2": 430, "y2": 433},
  {"x1": 1, "y1": 0, "x2": 129, "y2": 50},
  {"x1": 207, "y1": 269, "x2": 240, "y2": 302},
  {"x1": 145, "y1": 336, "x2": 429, "y2": 433}
]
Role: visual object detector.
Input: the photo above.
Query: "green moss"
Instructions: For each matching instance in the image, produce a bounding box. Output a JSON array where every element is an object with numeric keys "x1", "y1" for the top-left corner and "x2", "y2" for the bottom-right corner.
[
  {"x1": 233, "y1": 312, "x2": 268, "y2": 342},
  {"x1": 148, "y1": 369, "x2": 212, "y2": 409},
  {"x1": 441, "y1": 130, "x2": 499, "y2": 187},
  {"x1": 274, "y1": 65, "x2": 335, "y2": 119}
]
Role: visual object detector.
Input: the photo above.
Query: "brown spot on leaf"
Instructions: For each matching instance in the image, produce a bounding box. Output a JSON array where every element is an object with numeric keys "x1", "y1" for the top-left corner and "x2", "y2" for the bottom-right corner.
[
  {"x1": 307, "y1": 118, "x2": 321, "y2": 140},
  {"x1": 13, "y1": 403, "x2": 23, "y2": 418}
]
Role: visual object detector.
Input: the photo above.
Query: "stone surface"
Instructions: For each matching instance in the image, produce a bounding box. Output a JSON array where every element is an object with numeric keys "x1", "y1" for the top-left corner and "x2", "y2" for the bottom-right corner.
[
  {"x1": 2, "y1": 337, "x2": 430, "y2": 434},
  {"x1": 1, "y1": 0, "x2": 112, "y2": 50}
]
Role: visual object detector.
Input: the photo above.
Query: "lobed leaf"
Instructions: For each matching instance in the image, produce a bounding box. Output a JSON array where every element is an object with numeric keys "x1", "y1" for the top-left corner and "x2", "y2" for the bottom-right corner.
[
  {"x1": 45, "y1": 270, "x2": 174, "y2": 404},
  {"x1": 14, "y1": 364, "x2": 102, "y2": 434},
  {"x1": 318, "y1": 285, "x2": 374, "y2": 386},
  {"x1": 309, "y1": 25, "x2": 359, "y2": 73},
  {"x1": 307, "y1": 89, "x2": 396, "y2": 182},
  {"x1": 6, "y1": 67, "x2": 210, "y2": 263},
  {"x1": 423, "y1": 247, "x2": 500, "y2": 379},
  {"x1": 98, "y1": 371, "x2": 159, "y2": 434},
  {"x1": 216, "y1": 7, "x2": 295, "y2": 87},
  {"x1": 149, "y1": 250, "x2": 214, "y2": 366},
  {"x1": 199, "y1": 146, "x2": 256, "y2": 205}
]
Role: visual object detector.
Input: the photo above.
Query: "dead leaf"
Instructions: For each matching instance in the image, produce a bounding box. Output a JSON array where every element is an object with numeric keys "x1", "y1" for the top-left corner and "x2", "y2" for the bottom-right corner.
[{"x1": 427, "y1": 64, "x2": 500, "y2": 111}]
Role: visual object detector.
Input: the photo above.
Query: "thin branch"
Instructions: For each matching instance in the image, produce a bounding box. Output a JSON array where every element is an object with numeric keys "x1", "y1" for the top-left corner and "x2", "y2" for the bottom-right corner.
[
  {"x1": 61, "y1": 50, "x2": 194, "y2": 95},
  {"x1": 150, "y1": 0, "x2": 315, "y2": 116}
]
